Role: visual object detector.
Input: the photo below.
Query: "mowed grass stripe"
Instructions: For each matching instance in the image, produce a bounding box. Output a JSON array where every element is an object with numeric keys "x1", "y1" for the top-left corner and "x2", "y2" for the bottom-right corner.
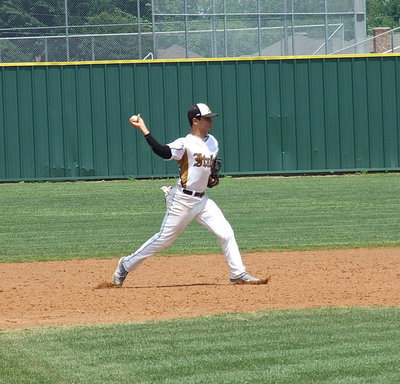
[
  {"x1": 0, "y1": 173, "x2": 399, "y2": 262},
  {"x1": 0, "y1": 307, "x2": 399, "y2": 384}
]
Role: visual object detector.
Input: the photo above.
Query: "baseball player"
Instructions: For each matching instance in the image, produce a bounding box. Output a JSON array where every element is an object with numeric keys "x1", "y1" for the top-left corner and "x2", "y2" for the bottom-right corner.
[{"x1": 112, "y1": 103, "x2": 261, "y2": 286}]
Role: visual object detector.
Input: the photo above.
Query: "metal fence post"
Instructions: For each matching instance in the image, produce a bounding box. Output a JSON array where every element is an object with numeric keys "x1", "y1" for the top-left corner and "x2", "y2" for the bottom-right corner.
[
  {"x1": 45, "y1": 38, "x2": 48, "y2": 61},
  {"x1": 354, "y1": 0, "x2": 366, "y2": 54},
  {"x1": 151, "y1": 0, "x2": 156, "y2": 59},
  {"x1": 184, "y1": 0, "x2": 188, "y2": 58},
  {"x1": 283, "y1": 0, "x2": 289, "y2": 55},
  {"x1": 212, "y1": 0, "x2": 217, "y2": 57},
  {"x1": 325, "y1": 0, "x2": 329, "y2": 54},
  {"x1": 91, "y1": 36, "x2": 95, "y2": 60},
  {"x1": 137, "y1": 0, "x2": 142, "y2": 59},
  {"x1": 391, "y1": 30, "x2": 394, "y2": 52},
  {"x1": 291, "y1": 1, "x2": 295, "y2": 55},
  {"x1": 257, "y1": 0, "x2": 261, "y2": 56},
  {"x1": 64, "y1": 0, "x2": 70, "y2": 61},
  {"x1": 224, "y1": 0, "x2": 227, "y2": 57}
]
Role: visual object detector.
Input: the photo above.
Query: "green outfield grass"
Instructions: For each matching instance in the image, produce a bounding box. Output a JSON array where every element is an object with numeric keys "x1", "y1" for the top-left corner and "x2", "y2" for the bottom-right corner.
[
  {"x1": 1, "y1": 307, "x2": 399, "y2": 384},
  {"x1": 1, "y1": 174, "x2": 399, "y2": 383},
  {"x1": 0, "y1": 173, "x2": 399, "y2": 262}
]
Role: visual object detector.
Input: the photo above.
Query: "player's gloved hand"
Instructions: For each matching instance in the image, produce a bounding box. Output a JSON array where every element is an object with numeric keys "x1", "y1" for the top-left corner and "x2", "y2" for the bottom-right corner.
[
  {"x1": 207, "y1": 176, "x2": 219, "y2": 188},
  {"x1": 207, "y1": 158, "x2": 222, "y2": 188}
]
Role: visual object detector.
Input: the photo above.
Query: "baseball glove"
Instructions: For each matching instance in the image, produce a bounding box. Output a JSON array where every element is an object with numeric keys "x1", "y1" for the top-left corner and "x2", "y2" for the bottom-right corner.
[{"x1": 207, "y1": 157, "x2": 222, "y2": 188}]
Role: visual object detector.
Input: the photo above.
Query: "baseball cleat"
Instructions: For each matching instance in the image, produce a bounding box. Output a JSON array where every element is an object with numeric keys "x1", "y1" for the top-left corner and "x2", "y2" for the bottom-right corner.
[
  {"x1": 112, "y1": 257, "x2": 128, "y2": 287},
  {"x1": 230, "y1": 272, "x2": 263, "y2": 285}
]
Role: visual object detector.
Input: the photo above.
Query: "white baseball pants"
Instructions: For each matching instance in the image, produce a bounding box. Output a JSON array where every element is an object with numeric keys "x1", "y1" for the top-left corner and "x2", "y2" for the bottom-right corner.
[{"x1": 122, "y1": 186, "x2": 247, "y2": 279}]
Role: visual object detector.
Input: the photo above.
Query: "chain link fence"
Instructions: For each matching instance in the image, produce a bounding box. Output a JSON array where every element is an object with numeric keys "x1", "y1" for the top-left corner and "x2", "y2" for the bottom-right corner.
[
  {"x1": 0, "y1": 0, "x2": 367, "y2": 63},
  {"x1": 331, "y1": 26, "x2": 400, "y2": 54}
]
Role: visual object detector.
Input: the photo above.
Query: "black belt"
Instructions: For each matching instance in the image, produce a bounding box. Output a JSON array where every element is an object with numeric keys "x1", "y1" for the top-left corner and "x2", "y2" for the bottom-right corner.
[{"x1": 182, "y1": 189, "x2": 205, "y2": 198}]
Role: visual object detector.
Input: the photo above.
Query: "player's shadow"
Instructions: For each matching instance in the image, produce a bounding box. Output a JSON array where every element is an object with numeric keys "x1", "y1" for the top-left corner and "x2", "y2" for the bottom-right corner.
[
  {"x1": 130, "y1": 277, "x2": 270, "y2": 289},
  {"x1": 128, "y1": 282, "x2": 226, "y2": 289},
  {"x1": 96, "y1": 277, "x2": 269, "y2": 290},
  {"x1": 95, "y1": 281, "x2": 225, "y2": 289}
]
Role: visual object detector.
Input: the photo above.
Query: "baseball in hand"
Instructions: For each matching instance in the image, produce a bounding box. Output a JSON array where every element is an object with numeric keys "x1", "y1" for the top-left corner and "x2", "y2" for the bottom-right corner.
[{"x1": 130, "y1": 114, "x2": 139, "y2": 122}]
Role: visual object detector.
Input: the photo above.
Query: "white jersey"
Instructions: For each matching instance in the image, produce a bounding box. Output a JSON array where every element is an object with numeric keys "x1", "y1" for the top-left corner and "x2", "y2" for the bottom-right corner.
[{"x1": 167, "y1": 133, "x2": 219, "y2": 192}]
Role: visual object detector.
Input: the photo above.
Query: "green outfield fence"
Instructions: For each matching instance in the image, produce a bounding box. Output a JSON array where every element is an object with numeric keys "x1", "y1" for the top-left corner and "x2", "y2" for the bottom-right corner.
[{"x1": 1, "y1": 54, "x2": 399, "y2": 182}]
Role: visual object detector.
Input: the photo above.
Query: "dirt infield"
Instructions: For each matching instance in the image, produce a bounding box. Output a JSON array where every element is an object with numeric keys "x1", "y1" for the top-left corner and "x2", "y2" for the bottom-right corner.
[{"x1": 1, "y1": 247, "x2": 399, "y2": 329}]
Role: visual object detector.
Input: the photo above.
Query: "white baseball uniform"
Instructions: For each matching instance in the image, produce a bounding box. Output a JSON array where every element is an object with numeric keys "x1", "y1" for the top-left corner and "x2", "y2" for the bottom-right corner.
[{"x1": 122, "y1": 133, "x2": 247, "y2": 279}]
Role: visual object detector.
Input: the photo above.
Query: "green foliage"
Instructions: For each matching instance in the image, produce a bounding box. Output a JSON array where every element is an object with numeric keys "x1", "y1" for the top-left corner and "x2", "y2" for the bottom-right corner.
[
  {"x1": 1, "y1": 307, "x2": 399, "y2": 383},
  {"x1": 0, "y1": 0, "x2": 151, "y2": 32},
  {"x1": 22, "y1": 0, "x2": 65, "y2": 26},
  {"x1": 0, "y1": 40, "x2": 31, "y2": 62},
  {"x1": 0, "y1": 174, "x2": 399, "y2": 263},
  {"x1": 0, "y1": 0, "x2": 153, "y2": 62},
  {"x1": 0, "y1": 0, "x2": 44, "y2": 31},
  {"x1": 87, "y1": 9, "x2": 138, "y2": 29},
  {"x1": 367, "y1": 0, "x2": 400, "y2": 30}
]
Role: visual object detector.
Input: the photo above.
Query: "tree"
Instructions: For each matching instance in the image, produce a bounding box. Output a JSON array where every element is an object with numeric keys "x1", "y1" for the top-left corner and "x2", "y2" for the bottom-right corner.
[
  {"x1": 20, "y1": 0, "x2": 64, "y2": 27},
  {"x1": 85, "y1": 9, "x2": 141, "y2": 33},
  {"x1": 0, "y1": 0, "x2": 43, "y2": 35},
  {"x1": 367, "y1": 0, "x2": 400, "y2": 30}
]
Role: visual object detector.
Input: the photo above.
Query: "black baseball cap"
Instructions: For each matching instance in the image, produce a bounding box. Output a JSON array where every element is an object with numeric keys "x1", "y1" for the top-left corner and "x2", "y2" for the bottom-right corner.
[{"x1": 187, "y1": 103, "x2": 218, "y2": 124}]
